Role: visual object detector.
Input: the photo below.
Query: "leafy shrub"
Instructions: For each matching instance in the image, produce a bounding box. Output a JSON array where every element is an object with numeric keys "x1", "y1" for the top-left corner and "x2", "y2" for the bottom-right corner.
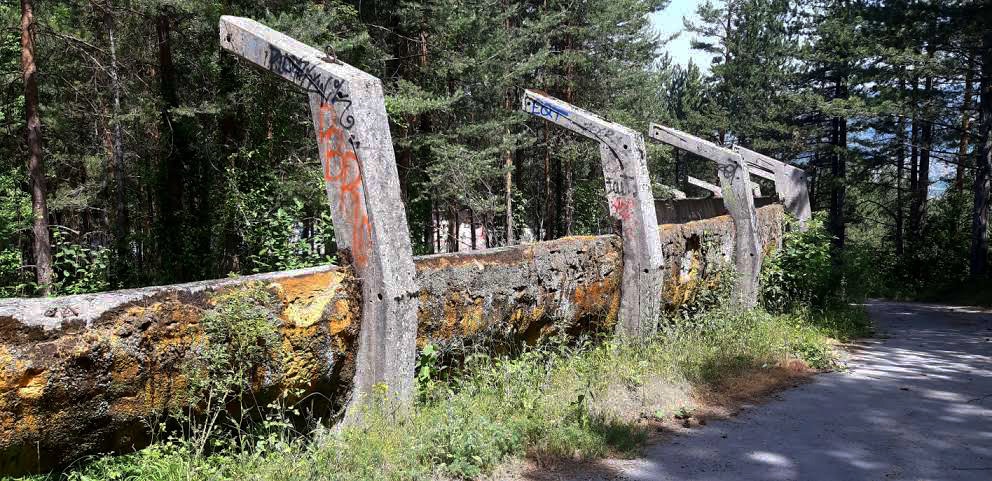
[
  {"x1": 179, "y1": 284, "x2": 286, "y2": 456},
  {"x1": 51, "y1": 230, "x2": 110, "y2": 295},
  {"x1": 761, "y1": 213, "x2": 833, "y2": 312},
  {"x1": 0, "y1": 172, "x2": 31, "y2": 297}
]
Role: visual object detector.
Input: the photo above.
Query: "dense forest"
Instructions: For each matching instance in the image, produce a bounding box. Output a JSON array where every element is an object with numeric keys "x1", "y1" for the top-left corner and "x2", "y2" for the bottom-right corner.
[{"x1": 1, "y1": 0, "x2": 990, "y2": 300}]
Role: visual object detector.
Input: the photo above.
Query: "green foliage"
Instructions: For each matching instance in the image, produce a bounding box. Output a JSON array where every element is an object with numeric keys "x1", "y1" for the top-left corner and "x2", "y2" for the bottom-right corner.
[
  {"x1": 761, "y1": 214, "x2": 834, "y2": 312},
  {"x1": 26, "y1": 300, "x2": 869, "y2": 481},
  {"x1": 845, "y1": 189, "x2": 984, "y2": 301},
  {"x1": 241, "y1": 194, "x2": 335, "y2": 274},
  {"x1": 50, "y1": 230, "x2": 110, "y2": 295},
  {"x1": 667, "y1": 236, "x2": 736, "y2": 325},
  {"x1": 178, "y1": 284, "x2": 286, "y2": 457},
  {"x1": 0, "y1": 172, "x2": 30, "y2": 297},
  {"x1": 185, "y1": 284, "x2": 284, "y2": 403}
]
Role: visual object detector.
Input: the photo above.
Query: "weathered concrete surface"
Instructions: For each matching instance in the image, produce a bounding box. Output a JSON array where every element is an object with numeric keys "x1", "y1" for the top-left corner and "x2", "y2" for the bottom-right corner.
[
  {"x1": 658, "y1": 205, "x2": 782, "y2": 311},
  {"x1": 0, "y1": 208, "x2": 784, "y2": 474},
  {"x1": 595, "y1": 300, "x2": 992, "y2": 481},
  {"x1": 735, "y1": 145, "x2": 812, "y2": 228},
  {"x1": 648, "y1": 124, "x2": 763, "y2": 309},
  {"x1": 415, "y1": 236, "x2": 623, "y2": 347},
  {"x1": 0, "y1": 266, "x2": 363, "y2": 474},
  {"x1": 523, "y1": 90, "x2": 665, "y2": 338},
  {"x1": 655, "y1": 197, "x2": 779, "y2": 225},
  {"x1": 220, "y1": 17, "x2": 420, "y2": 412},
  {"x1": 0, "y1": 237, "x2": 621, "y2": 474}
]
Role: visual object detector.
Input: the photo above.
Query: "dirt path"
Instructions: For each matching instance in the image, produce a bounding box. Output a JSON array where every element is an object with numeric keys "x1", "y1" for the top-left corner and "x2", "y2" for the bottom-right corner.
[{"x1": 529, "y1": 300, "x2": 992, "y2": 481}]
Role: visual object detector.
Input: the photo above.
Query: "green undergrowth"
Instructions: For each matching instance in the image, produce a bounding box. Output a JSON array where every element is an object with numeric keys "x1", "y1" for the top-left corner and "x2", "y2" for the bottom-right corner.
[
  {"x1": 13, "y1": 303, "x2": 870, "y2": 481},
  {"x1": 918, "y1": 278, "x2": 992, "y2": 308}
]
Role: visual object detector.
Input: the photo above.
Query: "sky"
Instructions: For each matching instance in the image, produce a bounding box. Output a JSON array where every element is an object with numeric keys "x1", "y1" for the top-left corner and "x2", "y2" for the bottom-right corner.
[{"x1": 650, "y1": 0, "x2": 714, "y2": 71}]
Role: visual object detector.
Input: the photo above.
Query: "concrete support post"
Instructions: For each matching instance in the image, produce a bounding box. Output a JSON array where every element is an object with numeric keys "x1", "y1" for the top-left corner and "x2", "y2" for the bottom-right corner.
[
  {"x1": 734, "y1": 145, "x2": 812, "y2": 228},
  {"x1": 220, "y1": 17, "x2": 419, "y2": 415},
  {"x1": 522, "y1": 90, "x2": 664, "y2": 337},
  {"x1": 648, "y1": 123, "x2": 762, "y2": 308}
]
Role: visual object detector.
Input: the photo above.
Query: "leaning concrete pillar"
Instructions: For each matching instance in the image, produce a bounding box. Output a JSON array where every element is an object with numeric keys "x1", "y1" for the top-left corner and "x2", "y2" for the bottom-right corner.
[
  {"x1": 522, "y1": 90, "x2": 664, "y2": 337},
  {"x1": 219, "y1": 17, "x2": 419, "y2": 414},
  {"x1": 734, "y1": 145, "x2": 812, "y2": 228},
  {"x1": 648, "y1": 123, "x2": 762, "y2": 308}
]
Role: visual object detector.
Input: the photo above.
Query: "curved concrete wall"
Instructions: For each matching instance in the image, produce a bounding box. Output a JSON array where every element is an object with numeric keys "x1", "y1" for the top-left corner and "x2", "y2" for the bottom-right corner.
[{"x1": 0, "y1": 205, "x2": 782, "y2": 474}]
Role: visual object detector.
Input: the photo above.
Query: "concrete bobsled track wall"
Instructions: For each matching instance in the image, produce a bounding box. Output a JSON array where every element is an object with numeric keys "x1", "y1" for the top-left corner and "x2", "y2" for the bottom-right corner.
[{"x1": 0, "y1": 204, "x2": 782, "y2": 474}]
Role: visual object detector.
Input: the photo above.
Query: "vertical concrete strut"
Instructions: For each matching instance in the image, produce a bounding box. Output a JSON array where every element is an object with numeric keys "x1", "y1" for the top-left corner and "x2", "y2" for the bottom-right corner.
[
  {"x1": 734, "y1": 145, "x2": 812, "y2": 228},
  {"x1": 219, "y1": 17, "x2": 419, "y2": 414},
  {"x1": 522, "y1": 90, "x2": 664, "y2": 336},
  {"x1": 648, "y1": 123, "x2": 762, "y2": 308}
]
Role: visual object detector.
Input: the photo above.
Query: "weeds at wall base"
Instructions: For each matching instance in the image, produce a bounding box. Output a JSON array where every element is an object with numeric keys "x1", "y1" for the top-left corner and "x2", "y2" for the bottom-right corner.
[{"x1": 8, "y1": 302, "x2": 870, "y2": 481}]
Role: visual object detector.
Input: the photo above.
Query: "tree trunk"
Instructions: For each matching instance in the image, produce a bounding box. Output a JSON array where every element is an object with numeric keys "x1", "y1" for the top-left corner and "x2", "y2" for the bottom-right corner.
[
  {"x1": 551, "y1": 148, "x2": 564, "y2": 237},
  {"x1": 503, "y1": 91, "x2": 514, "y2": 245},
  {"x1": 106, "y1": 3, "x2": 130, "y2": 286},
  {"x1": 156, "y1": 12, "x2": 187, "y2": 281},
  {"x1": 500, "y1": 3, "x2": 514, "y2": 246},
  {"x1": 469, "y1": 209, "x2": 476, "y2": 250},
  {"x1": 829, "y1": 75, "x2": 848, "y2": 252},
  {"x1": 957, "y1": 53, "x2": 976, "y2": 191},
  {"x1": 912, "y1": 54, "x2": 935, "y2": 241},
  {"x1": 895, "y1": 108, "x2": 906, "y2": 257},
  {"x1": 674, "y1": 148, "x2": 687, "y2": 191},
  {"x1": 217, "y1": 0, "x2": 244, "y2": 274},
  {"x1": 563, "y1": 157, "x2": 574, "y2": 236},
  {"x1": 20, "y1": 0, "x2": 53, "y2": 295},
  {"x1": 424, "y1": 197, "x2": 435, "y2": 255},
  {"x1": 448, "y1": 207, "x2": 459, "y2": 252},
  {"x1": 970, "y1": 30, "x2": 992, "y2": 278},
  {"x1": 562, "y1": 36, "x2": 575, "y2": 237},
  {"x1": 917, "y1": 108, "x2": 933, "y2": 238},
  {"x1": 543, "y1": 127, "x2": 554, "y2": 240},
  {"x1": 908, "y1": 77, "x2": 920, "y2": 245}
]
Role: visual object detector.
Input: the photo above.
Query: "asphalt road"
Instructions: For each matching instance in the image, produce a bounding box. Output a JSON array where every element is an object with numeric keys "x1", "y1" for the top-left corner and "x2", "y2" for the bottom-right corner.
[{"x1": 605, "y1": 300, "x2": 992, "y2": 481}]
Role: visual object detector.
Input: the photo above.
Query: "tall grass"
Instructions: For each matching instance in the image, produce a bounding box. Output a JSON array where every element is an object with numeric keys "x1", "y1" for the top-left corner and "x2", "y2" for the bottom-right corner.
[{"x1": 14, "y1": 304, "x2": 869, "y2": 481}]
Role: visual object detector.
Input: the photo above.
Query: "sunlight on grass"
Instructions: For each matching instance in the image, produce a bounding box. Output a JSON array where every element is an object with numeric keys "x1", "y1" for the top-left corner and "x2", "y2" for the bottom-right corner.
[{"x1": 11, "y1": 305, "x2": 868, "y2": 481}]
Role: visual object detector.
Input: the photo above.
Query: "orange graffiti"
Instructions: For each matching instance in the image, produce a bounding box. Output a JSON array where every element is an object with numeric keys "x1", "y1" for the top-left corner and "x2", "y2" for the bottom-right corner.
[
  {"x1": 609, "y1": 197, "x2": 634, "y2": 223},
  {"x1": 317, "y1": 102, "x2": 372, "y2": 268}
]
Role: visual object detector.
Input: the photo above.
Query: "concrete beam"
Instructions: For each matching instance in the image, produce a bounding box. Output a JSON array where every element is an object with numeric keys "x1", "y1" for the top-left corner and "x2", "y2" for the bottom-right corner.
[
  {"x1": 219, "y1": 17, "x2": 419, "y2": 414},
  {"x1": 733, "y1": 146, "x2": 812, "y2": 227},
  {"x1": 687, "y1": 175, "x2": 723, "y2": 197},
  {"x1": 648, "y1": 123, "x2": 762, "y2": 308},
  {"x1": 747, "y1": 165, "x2": 777, "y2": 182},
  {"x1": 522, "y1": 90, "x2": 664, "y2": 337}
]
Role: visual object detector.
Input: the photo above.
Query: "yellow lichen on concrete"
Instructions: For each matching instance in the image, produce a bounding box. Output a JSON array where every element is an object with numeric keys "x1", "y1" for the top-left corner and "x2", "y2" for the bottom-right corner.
[
  {"x1": 571, "y1": 276, "x2": 621, "y2": 327},
  {"x1": 329, "y1": 299, "x2": 353, "y2": 335},
  {"x1": 109, "y1": 373, "x2": 191, "y2": 419},
  {"x1": 460, "y1": 297, "x2": 485, "y2": 335},
  {"x1": 664, "y1": 253, "x2": 702, "y2": 308},
  {"x1": 0, "y1": 346, "x2": 24, "y2": 392},
  {"x1": 509, "y1": 304, "x2": 544, "y2": 333},
  {"x1": 279, "y1": 325, "x2": 323, "y2": 389},
  {"x1": 434, "y1": 290, "x2": 488, "y2": 339},
  {"x1": 15, "y1": 370, "x2": 46, "y2": 400},
  {"x1": 270, "y1": 270, "x2": 351, "y2": 328}
]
